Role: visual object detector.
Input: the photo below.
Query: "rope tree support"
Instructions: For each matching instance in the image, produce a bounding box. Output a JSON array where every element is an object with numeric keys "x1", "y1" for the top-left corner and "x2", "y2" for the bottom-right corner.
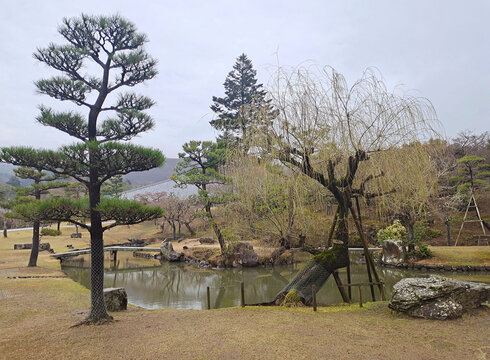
[{"x1": 455, "y1": 190, "x2": 487, "y2": 246}]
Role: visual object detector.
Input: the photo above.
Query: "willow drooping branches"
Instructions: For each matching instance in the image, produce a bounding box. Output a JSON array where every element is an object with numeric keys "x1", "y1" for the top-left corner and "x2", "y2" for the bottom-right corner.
[{"x1": 248, "y1": 65, "x2": 440, "y2": 305}]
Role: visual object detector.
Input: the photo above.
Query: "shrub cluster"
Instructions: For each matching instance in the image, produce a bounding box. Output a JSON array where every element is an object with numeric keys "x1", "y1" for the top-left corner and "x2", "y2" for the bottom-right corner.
[{"x1": 40, "y1": 228, "x2": 61, "y2": 236}]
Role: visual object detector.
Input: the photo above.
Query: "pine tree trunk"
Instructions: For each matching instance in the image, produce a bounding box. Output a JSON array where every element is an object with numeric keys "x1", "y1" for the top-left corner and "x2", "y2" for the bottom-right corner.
[
  {"x1": 57, "y1": 221, "x2": 61, "y2": 231},
  {"x1": 205, "y1": 202, "x2": 225, "y2": 252},
  {"x1": 28, "y1": 221, "x2": 40, "y2": 267},
  {"x1": 87, "y1": 162, "x2": 111, "y2": 322},
  {"x1": 88, "y1": 212, "x2": 110, "y2": 322}
]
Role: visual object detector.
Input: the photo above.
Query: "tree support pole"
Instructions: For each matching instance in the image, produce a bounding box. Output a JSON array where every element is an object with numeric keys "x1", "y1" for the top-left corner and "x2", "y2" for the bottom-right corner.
[
  {"x1": 349, "y1": 206, "x2": 384, "y2": 299},
  {"x1": 332, "y1": 271, "x2": 349, "y2": 303},
  {"x1": 355, "y1": 197, "x2": 375, "y2": 301}
]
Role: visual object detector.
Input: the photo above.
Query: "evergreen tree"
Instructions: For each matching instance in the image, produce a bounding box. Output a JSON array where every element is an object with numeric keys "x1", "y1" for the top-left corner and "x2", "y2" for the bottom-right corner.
[
  {"x1": 210, "y1": 53, "x2": 275, "y2": 145},
  {"x1": 0, "y1": 14, "x2": 164, "y2": 324},
  {"x1": 102, "y1": 175, "x2": 129, "y2": 198},
  {"x1": 6, "y1": 167, "x2": 68, "y2": 266},
  {"x1": 171, "y1": 141, "x2": 228, "y2": 251}
]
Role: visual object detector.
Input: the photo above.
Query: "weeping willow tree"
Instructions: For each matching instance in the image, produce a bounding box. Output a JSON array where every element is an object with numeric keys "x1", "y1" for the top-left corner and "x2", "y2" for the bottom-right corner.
[
  {"x1": 249, "y1": 66, "x2": 439, "y2": 305},
  {"x1": 371, "y1": 143, "x2": 440, "y2": 251},
  {"x1": 228, "y1": 155, "x2": 318, "y2": 249}
]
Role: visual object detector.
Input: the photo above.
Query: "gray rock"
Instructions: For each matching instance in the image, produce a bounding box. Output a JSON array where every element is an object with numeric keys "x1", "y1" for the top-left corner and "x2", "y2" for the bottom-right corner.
[
  {"x1": 389, "y1": 275, "x2": 490, "y2": 319},
  {"x1": 39, "y1": 243, "x2": 51, "y2": 251},
  {"x1": 198, "y1": 237, "x2": 215, "y2": 244},
  {"x1": 233, "y1": 242, "x2": 258, "y2": 267},
  {"x1": 160, "y1": 240, "x2": 183, "y2": 262},
  {"x1": 381, "y1": 239, "x2": 406, "y2": 265},
  {"x1": 129, "y1": 238, "x2": 145, "y2": 246},
  {"x1": 104, "y1": 287, "x2": 127, "y2": 311}
]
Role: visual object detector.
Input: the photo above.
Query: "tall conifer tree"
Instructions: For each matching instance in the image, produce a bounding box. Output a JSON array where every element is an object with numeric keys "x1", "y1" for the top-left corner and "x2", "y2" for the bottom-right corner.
[
  {"x1": 1, "y1": 14, "x2": 164, "y2": 323},
  {"x1": 210, "y1": 53, "x2": 275, "y2": 145}
]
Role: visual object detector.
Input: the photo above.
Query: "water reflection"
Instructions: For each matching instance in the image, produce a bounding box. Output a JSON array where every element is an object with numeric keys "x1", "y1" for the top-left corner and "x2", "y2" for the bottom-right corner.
[{"x1": 62, "y1": 254, "x2": 489, "y2": 310}]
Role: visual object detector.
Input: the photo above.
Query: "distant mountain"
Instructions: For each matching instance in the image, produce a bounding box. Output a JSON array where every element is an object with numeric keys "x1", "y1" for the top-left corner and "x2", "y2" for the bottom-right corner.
[
  {"x1": 0, "y1": 163, "x2": 15, "y2": 183},
  {"x1": 123, "y1": 158, "x2": 180, "y2": 187},
  {"x1": 0, "y1": 159, "x2": 181, "y2": 188}
]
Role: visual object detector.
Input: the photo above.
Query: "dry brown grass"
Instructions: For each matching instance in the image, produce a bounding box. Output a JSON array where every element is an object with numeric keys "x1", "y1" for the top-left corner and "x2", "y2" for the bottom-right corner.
[
  {"x1": 417, "y1": 246, "x2": 490, "y2": 266},
  {"x1": 0, "y1": 225, "x2": 489, "y2": 360}
]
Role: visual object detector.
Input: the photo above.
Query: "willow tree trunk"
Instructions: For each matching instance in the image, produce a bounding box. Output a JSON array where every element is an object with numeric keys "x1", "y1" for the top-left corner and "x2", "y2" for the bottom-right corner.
[
  {"x1": 27, "y1": 221, "x2": 40, "y2": 267},
  {"x1": 273, "y1": 204, "x2": 350, "y2": 306}
]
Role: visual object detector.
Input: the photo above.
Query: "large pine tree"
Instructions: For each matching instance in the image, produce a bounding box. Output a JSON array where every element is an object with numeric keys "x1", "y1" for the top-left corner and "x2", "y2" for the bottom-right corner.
[
  {"x1": 210, "y1": 53, "x2": 275, "y2": 145},
  {"x1": 0, "y1": 14, "x2": 164, "y2": 323}
]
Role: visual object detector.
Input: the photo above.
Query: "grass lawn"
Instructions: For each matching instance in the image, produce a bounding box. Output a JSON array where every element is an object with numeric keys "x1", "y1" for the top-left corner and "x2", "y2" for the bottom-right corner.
[
  {"x1": 419, "y1": 246, "x2": 490, "y2": 266},
  {"x1": 0, "y1": 225, "x2": 489, "y2": 360}
]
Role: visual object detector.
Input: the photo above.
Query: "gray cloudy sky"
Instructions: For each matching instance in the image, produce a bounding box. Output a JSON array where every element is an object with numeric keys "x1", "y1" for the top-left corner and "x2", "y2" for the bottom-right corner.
[{"x1": 1, "y1": 0, "x2": 489, "y2": 157}]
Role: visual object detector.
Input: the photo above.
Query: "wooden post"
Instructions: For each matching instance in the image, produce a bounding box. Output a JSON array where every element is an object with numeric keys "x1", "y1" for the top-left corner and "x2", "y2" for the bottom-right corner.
[
  {"x1": 110, "y1": 250, "x2": 117, "y2": 263},
  {"x1": 365, "y1": 250, "x2": 376, "y2": 302},
  {"x1": 240, "y1": 282, "x2": 245, "y2": 307},
  {"x1": 312, "y1": 285, "x2": 317, "y2": 312},
  {"x1": 358, "y1": 285, "x2": 363, "y2": 307},
  {"x1": 349, "y1": 206, "x2": 384, "y2": 297},
  {"x1": 206, "y1": 286, "x2": 211, "y2": 310},
  {"x1": 380, "y1": 282, "x2": 385, "y2": 301},
  {"x1": 346, "y1": 262, "x2": 352, "y2": 301}
]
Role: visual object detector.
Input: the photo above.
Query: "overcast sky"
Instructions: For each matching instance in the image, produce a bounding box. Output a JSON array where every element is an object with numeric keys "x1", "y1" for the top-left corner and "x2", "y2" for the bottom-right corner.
[{"x1": 1, "y1": 0, "x2": 489, "y2": 157}]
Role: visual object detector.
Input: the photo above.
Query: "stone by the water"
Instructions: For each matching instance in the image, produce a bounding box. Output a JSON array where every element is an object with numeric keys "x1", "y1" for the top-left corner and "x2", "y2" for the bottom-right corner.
[
  {"x1": 160, "y1": 240, "x2": 184, "y2": 262},
  {"x1": 389, "y1": 275, "x2": 490, "y2": 320},
  {"x1": 198, "y1": 237, "x2": 215, "y2": 244},
  {"x1": 232, "y1": 242, "x2": 258, "y2": 267},
  {"x1": 381, "y1": 239, "x2": 406, "y2": 265},
  {"x1": 104, "y1": 287, "x2": 128, "y2": 311}
]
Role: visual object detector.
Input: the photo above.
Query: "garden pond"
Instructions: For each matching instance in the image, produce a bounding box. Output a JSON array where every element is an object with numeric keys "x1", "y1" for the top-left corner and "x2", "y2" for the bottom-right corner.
[{"x1": 62, "y1": 253, "x2": 490, "y2": 310}]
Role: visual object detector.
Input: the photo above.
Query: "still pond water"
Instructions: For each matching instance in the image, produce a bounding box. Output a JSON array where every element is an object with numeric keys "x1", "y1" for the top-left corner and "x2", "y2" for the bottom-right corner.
[{"x1": 62, "y1": 253, "x2": 489, "y2": 310}]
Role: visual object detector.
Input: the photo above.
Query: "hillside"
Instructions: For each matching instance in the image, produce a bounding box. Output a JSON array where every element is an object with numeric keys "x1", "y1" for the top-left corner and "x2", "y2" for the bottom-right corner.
[
  {"x1": 0, "y1": 159, "x2": 180, "y2": 188},
  {"x1": 123, "y1": 158, "x2": 180, "y2": 187}
]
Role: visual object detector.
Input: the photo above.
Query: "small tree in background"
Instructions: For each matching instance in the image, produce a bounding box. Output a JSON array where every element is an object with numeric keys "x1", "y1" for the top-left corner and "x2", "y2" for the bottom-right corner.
[
  {"x1": 210, "y1": 53, "x2": 276, "y2": 147},
  {"x1": 1, "y1": 14, "x2": 164, "y2": 324},
  {"x1": 102, "y1": 175, "x2": 130, "y2": 198},
  {"x1": 5, "y1": 167, "x2": 68, "y2": 266},
  {"x1": 172, "y1": 141, "x2": 228, "y2": 251}
]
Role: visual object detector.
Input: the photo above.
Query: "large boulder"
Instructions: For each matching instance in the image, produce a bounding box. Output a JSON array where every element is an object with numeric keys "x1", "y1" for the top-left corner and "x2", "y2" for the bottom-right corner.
[
  {"x1": 104, "y1": 287, "x2": 127, "y2": 311},
  {"x1": 160, "y1": 240, "x2": 184, "y2": 262},
  {"x1": 381, "y1": 239, "x2": 406, "y2": 265},
  {"x1": 389, "y1": 275, "x2": 490, "y2": 319},
  {"x1": 232, "y1": 242, "x2": 258, "y2": 267}
]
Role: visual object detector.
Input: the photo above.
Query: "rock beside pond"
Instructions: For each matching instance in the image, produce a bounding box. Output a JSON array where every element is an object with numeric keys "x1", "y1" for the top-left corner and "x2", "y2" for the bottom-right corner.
[
  {"x1": 198, "y1": 237, "x2": 215, "y2": 244},
  {"x1": 104, "y1": 287, "x2": 127, "y2": 311},
  {"x1": 160, "y1": 240, "x2": 184, "y2": 262},
  {"x1": 389, "y1": 275, "x2": 490, "y2": 320},
  {"x1": 381, "y1": 239, "x2": 406, "y2": 265},
  {"x1": 230, "y1": 242, "x2": 258, "y2": 267}
]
